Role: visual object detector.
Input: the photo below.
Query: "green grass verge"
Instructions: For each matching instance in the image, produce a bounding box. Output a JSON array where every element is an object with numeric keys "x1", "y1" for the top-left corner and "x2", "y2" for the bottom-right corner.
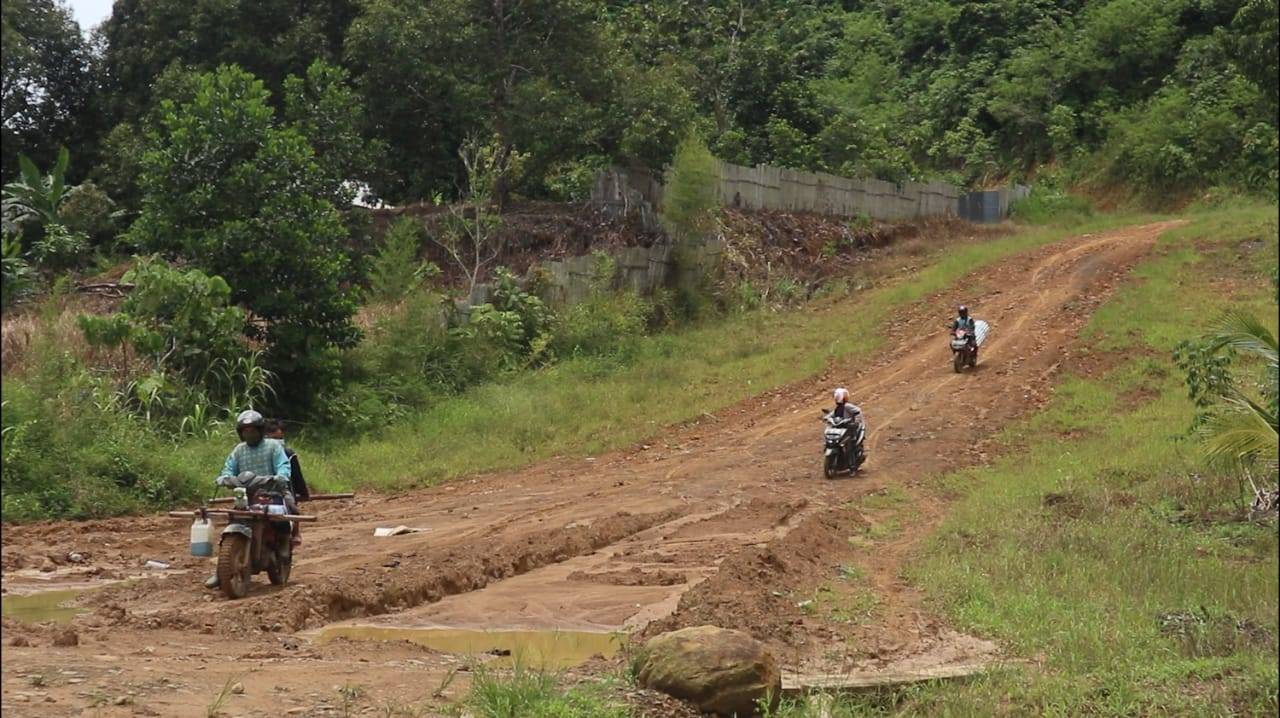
[{"x1": 770, "y1": 202, "x2": 1278, "y2": 716}]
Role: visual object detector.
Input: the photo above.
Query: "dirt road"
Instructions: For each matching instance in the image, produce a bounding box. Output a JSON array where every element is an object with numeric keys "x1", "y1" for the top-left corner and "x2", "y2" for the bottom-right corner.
[{"x1": 0, "y1": 221, "x2": 1179, "y2": 716}]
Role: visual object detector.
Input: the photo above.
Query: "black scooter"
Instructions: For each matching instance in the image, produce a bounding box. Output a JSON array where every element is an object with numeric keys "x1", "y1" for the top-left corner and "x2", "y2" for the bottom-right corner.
[{"x1": 821, "y1": 411, "x2": 866, "y2": 478}]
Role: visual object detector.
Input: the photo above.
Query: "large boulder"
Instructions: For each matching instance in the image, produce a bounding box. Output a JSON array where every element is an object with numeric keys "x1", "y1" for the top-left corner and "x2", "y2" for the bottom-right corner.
[{"x1": 637, "y1": 625, "x2": 781, "y2": 717}]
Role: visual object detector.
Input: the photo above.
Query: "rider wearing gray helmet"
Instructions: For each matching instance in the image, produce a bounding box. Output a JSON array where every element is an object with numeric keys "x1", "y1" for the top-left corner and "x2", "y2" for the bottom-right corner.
[{"x1": 204, "y1": 410, "x2": 293, "y2": 589}]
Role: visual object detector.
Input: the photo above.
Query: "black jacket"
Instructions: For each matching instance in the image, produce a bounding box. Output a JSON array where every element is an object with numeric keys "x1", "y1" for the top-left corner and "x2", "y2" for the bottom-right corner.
[{"x1": 283, "y1": 447, "x2": 309, "y2": 500}]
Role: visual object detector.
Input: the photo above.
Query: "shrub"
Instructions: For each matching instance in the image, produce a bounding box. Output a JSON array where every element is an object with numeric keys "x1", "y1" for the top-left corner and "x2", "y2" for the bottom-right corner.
[
  {"x1": 489, "y1": 267, "x2": 553, "y2": 356},
  {"x1": 544, "y1": 155, "x2": 608, "y2": 201},
  {"x1": 77, "y1": 258, "x2": 270, "y2": 430},
  {"x1": 1, "y1": 230, "x2": 36, "y2": 308},
  {"x1": 549, "y1": 291, "x2": 650, "y2": 360},
  {"x1": 660, "y1": 131, "x2": 720, "y2": 243},
  {"x1": 59, "y1": 181, "x2": 119, "y2": 245},
  {"x1": 27, "y1": 223, "x2": 87, "y2": 270},
  {"x1": 368, "y1": 217, "x2": 437, "y2": 302},
  {"x1": 1009, "y1": 188, "x2": 1095, "y2": 226}
]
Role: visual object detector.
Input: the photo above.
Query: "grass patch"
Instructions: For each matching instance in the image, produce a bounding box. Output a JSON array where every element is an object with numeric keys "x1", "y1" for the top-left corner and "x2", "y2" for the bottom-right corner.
[
  {"x1": 802, "y1": 201, "x2": 1278, "y2": 715},
  {"x1": 454, "y1": 664, "x2": 627, "y2": 718},
  {"x1": 858, "y1": 485, "x2": 911, "y2": 511}
]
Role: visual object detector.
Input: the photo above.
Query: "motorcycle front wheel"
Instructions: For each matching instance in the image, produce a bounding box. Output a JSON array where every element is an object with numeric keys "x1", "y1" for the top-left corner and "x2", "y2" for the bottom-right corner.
[
  {"x1": 953, "y1": 351, "x2": 964, "y2": 373},
  {"x1": 268, "y1": 554, "x2": 291, "y2": 586},
  {"x1": 824, "y1": 453, "x2": 839, "y2": 479},
  {"x1": 217, "y1": 534, "x2": 252, "y2": 599}
]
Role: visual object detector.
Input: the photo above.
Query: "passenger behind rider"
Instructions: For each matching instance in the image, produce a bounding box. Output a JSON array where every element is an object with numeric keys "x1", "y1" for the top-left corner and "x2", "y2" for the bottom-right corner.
[
  {"x1": 264, "y1": 418, "x2": 308, "y2": 547},
  {"x1": 204, "y1": 410, "x2": 293, "y2": 589},
  {"x1": 952, "y1": 304, "x2": 978, "y2": 351}
]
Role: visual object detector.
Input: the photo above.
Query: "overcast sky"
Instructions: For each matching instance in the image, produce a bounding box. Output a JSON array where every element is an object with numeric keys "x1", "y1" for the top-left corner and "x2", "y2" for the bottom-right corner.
[{"x1": 67, "y1": 0, "x2": 115, "y2": 32}]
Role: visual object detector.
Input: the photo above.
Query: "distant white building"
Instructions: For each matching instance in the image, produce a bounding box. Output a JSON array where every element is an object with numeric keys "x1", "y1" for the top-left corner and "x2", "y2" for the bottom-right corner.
[{"x1": 344, "y1": 181, "x2": 391, "y2": 210}]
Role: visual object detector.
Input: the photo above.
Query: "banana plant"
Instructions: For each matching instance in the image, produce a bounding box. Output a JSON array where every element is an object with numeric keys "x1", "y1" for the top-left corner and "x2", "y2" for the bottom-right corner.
[{"x1": 2, "y1": 147, "x2": 72, "y2": 230}]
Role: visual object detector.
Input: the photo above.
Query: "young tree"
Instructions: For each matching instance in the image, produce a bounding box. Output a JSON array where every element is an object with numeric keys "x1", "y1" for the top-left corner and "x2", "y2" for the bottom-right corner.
[
  {"x1": 660, "y1": 132, "x2": 720, "y2": 244},
  {"x1": 1197, "y1": 311, "x2": 1279, "y2": 469},
  {"x1": 125, "y1": 65, "x2": 360, "y2": 408},
  {"x1": 368, "y1": 217, "x2": 437, "y2": 302},
  {"x1": 2, "y1": 148, "x2": 95, "y2": 269},
  {"x1": 430, "y1": 135, "x2": 526, "y2": 298}
]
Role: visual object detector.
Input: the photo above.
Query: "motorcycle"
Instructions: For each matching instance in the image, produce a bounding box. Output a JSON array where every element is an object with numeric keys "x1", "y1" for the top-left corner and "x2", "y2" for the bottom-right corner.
[
  {"x1": 199, "y1": 471, "x2": 296, "y2": 599},
  {"x1": 821, "y1": 411, "x2": 866, "y2": 479},
  {"x1": 951, "y1": 327, "x2": 977, "y2": 372}
]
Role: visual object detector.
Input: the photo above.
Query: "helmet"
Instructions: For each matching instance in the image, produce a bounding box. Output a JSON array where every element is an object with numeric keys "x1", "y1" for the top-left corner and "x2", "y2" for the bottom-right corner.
[
  {"x1": 957, "y1": 305, "x2": 969, "y2": 319},
  {"x1": 235, "y1": 410, "x2": 265, "y2": 445},
  {"x1": 833, "y1": 387, "x2": 849, "y2": 404}
]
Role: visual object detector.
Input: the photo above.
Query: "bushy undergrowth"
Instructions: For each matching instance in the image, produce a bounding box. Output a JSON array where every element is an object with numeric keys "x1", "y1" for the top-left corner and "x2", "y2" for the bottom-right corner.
[
  {"x1": 2, "y1": 351, "x2": 210, "y2": 521},
  {"x1": 1009, "y1": 188, "x2": 1096, "y2": 226},
  {"x1": 319, "y1": 269, "x2": 657, "y2": 437}
]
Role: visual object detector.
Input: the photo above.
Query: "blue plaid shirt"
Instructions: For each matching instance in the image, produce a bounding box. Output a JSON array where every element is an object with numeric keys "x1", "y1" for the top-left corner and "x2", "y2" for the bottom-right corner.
[{"x1": 218, "y1": 439, "x2": 291, "y2": 482}]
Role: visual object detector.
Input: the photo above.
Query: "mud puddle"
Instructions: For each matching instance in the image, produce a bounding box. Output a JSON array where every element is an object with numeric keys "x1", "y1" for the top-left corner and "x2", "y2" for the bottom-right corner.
[
  {"x1": 310, "y1": 625, "x2": 624, "y2": 669},
  {"x1": 1, "y1": 587, "x2": 91, "y2": 624}
]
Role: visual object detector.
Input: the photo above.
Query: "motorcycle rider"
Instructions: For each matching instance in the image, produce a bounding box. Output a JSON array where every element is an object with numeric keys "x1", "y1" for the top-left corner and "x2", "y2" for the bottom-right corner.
[
  {"x1": 829, "y1": 387, "x2": 867, "y2": 466},
  {"x1": 204, "y1": 410, "x2": 293, "y2": 589},
  {"x1": 264, "y1": 419, "x2": 307, "y2": 547},
  {"x1": 831, "y1": 387, "x2": 862, "y2": 422},
  {"x1": 952, "y1": 305, "x2": 978, "y2": 354}
]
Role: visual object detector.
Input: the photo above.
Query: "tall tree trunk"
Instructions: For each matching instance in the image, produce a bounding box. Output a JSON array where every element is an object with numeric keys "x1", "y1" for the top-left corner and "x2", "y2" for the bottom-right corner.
[{"x1": 491, "y1": 0, "x2": 511, "y2": 210}]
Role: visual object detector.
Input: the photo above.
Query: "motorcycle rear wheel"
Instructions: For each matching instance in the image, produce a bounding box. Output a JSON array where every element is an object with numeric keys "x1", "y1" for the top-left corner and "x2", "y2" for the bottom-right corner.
[{"x1": 217, "y1": 534, "x2": 251, "y2": 599}]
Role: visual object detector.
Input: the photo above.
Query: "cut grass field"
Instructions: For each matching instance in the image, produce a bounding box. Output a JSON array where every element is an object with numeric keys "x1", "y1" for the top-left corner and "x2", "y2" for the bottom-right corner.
[
  {"x1": 769, "y1": 203, "x2": 1279, "y2": 716},
  {"x1": 289, "y1": 212, "x2": 1161, "y2": 494}
]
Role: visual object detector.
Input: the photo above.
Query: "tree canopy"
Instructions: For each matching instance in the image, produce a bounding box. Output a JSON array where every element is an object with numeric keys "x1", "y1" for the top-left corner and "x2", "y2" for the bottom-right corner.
[{"x1": 5, "y1": 0, "x2": 1274, "y2": 205}]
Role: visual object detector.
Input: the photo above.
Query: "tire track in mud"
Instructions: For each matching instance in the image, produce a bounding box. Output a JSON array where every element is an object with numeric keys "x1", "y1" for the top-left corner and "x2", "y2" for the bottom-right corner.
[{"x1": 3, "y1": 222, "x2": 1182, "y2": 679}]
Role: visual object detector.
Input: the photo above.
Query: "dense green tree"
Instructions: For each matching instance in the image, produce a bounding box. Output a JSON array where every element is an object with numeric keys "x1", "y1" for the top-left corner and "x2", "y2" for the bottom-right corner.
[
  {"x1": 97, "y1": 0, "x2": 358, "y2": 123},
  {"x1": 125, "y1": 65, "x2": 361, "y2": 408},
  {"x1": 282, "y1": 59, "x2": 385, "y2": 205},
  {"x1": 346, "y1": 0, "x2": 611, "y2": 203},
  {"x1": 1, "y1": 0, "x2": 97, "y2": 182}
]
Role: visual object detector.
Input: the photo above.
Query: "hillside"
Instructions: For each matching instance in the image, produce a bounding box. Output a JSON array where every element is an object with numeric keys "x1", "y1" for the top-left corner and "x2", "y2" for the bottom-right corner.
[
  {"x1": 1, "y1": 1, "x2": 1278, "y2": 716},
  {"x1": 2, "y1": 205, "x2": 1275, "y2": 717}
]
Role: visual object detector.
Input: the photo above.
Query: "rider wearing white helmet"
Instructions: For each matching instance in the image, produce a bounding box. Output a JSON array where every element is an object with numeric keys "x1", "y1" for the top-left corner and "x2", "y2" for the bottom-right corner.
[{"x1": 831, "y1": 387, "x2": 862, "y2": 421}]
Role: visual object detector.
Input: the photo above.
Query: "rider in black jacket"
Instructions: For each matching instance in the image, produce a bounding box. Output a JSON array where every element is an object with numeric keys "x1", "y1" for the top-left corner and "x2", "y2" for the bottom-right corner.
[
  {"x1": 265, "y1": 419, "x2": 308, "y2": 546},
  {"x1": 952, "y1": 305, "x2": 978, "y2": 352}
]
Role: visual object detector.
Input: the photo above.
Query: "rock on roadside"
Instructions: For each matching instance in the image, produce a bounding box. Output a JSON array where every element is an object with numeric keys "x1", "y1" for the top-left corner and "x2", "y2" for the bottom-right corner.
[{"x1": 637, "y1": 625, "x2": 780, "y2": 717}]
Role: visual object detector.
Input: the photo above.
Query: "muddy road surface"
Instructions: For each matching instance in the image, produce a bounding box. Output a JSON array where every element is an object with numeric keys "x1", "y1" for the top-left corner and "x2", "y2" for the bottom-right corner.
[{"x1": 1, "y1": 222, "x2": 1178, "y2": 716}]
